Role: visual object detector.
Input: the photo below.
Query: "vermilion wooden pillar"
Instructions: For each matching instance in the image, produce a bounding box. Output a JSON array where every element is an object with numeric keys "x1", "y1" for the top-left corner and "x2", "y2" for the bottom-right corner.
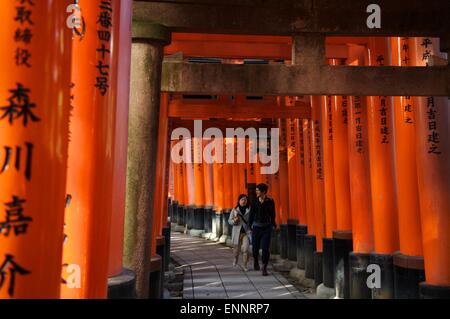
[
  {"x1": 302, "y1": 119, "x2": 316, "y2": 237},
  {"x1": 320, "y1": 92, "x2": 337, "y2": 291},
  {"x1": 390, "y1": 37, "x2": 425, "y2": 298},
  {"x1": 367, "y1": 37, "x2": 399, "y2": 299},
  {"x1": 411, "y1": 37, "x2": 450, "y2": 298},
  {"x1": 294, "y1": 119, "x2": 307, "y2": 226},
  {"x1": 347, "y1": 45, "x2": 375, "y2": 299},
  {"x1": 331, "y1": 57, "x2": 354, "y2": 298},
  {"x1": 310, "y1": 95, "x2": 326, "y2": 286},
  {"x1": 286, "y1": 118, "x2": 299, "y2": 261},
  {"x1": 203, "y1": 139, "x2": 215, "y2": 235},
  {"x1": 278, "y1": 119, "x2": 290, "y2": 260},
  {"x1": 192, "y1": 136, "x2": 206, "y2": 232},
  {"x1": 286, "y1": 118, "x2": 299, "y2": 223},
  {"x1": 107, "y1": 0, "x2": 133, "y2": 286},
  {"x1": 321, "y1": 94, "x2": 337, "y2": 239},
  {"x1": 310, "y1": 96, "x2": 325, "y2": 253},
  {"x1": 302, "y1": 117, "x2": 317, "y2": 280},
  {"x1": 62, "y1": 0, "x2": 121, "y2": 299},
  {"x1": 246, "y1": 138, "x2": 257, "y2": 203},
  {"x1": 0, "y1": 0, "x2": 72, "y2": 299},
  {"x1": 294, "y1": 118, "x2": 308, "y2": 270}
]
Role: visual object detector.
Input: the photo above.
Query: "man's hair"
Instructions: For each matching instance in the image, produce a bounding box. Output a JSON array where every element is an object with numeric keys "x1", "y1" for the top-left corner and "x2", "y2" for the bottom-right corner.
[{"x1": 256, "y1": 183, "x2": 268, "y2": 194}]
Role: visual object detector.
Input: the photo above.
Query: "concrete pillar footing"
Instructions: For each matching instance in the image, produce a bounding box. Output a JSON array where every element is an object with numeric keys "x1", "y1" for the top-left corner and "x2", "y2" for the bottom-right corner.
[
  {"x1": 189, "y1": 229, "x2": 205, "y2": 237},
  {"x1": 219, "y1": 235, "x2": 229, "y2": 243},
  {"x1": 316, "y1": 283, "x2": 336, "y2": 299},
  {"x1": 107, "y1": 268, "x2": 136, "y2": 299}
]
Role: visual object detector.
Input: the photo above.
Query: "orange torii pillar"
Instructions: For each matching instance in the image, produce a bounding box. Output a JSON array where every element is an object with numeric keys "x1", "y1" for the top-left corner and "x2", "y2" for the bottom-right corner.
[
  {"x1": 123, "y1": 20, "x2": 171, "y2": 298},
  {"x1": 175, "y1": 160, "x2": 187, "y2": 230},
  {"x1": 149, "y1": 93, "x2": 170, "y2": 299},
  {"x1": 212, "y1": 155, "x2": 225, "y2": 241},
  {"x1": 203, "y1": 139, "x2": 215, "y2": 238},
  {"x1": 222, "y1": 137, "x2": 234, "y2": 244},
  {"x1": 269, "y1": 160, "x2": 282, "y2": 256},
  {"x1": 286, "y1": 118, "x2": 299, "y2": 262},
  {"x1": 346, "y1": 45, "x2": 375, "y2": 299},
  {"x1": 232, "y1": 139, "x2": 241, "y2": 203},
  {"x1": 302, "y1": 118, "x2": 317, "y2": 280},
  {"x1": 278, "y1": 119, "x2": 290, "y2": 260},
  {"x1": 412, "y1": 37, "x2": 450, "y2": 299},
  {"x1": 321, "y1": 94, "x2": 337, "y2": 291},
  {"x1": 295, "y1": 118, "x2": 309, "y2": 270},
  {"x1": 191, "y1": 136, "x2": 206, "y2": 235},
  {"x1": 331, "y1": 60, "x2": 354, "y2": 299},
  {"x1": 170, "y1": 147, "x2": 179, "y2": 226},
  {"x1": 0, "y1": 1, "x2": 72, "y2": 299},
  {"x1": 62, "y1": 0, "x2": 121, "y2": 299},
  {"x1": 168, "y1": 155, "x2": 176, "y2": 225},
  {"x1": 184, "y1": 145, "x2": 196, "y2": 232},
  {"x1": 246, "y1": 138, "x2": 257, "y2": 204},
  {"x1": 390, "y1": 37, "x2": 425, "y2": 299},
  {"x1": 106, "y1": 0, "x2": 136, "y2": 299},
  {"x1": 366, "y1": 37, "x2": 399, "y2": 299},
  {"x1": 310, "y1": 96, "x2": 326, "y2": 287}
]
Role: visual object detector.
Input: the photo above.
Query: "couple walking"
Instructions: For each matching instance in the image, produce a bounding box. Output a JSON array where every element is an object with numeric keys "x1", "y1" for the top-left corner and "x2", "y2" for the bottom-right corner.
[{"x1": 228, "y1": 183, "x2": 277, "y2": 276}]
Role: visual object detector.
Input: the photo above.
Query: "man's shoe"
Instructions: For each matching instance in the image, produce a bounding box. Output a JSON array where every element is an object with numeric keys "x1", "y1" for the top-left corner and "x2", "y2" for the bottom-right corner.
[
  {"x1": 254, "y1": 260, "x2": 260, "y2": 271},
  {"x1": 262, "y1": 264, "x2": 268, "y2": 276}
]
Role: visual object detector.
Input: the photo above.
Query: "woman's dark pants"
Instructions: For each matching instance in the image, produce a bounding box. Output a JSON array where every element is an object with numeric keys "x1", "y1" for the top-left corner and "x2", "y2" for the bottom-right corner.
[{"x1": 252, "y1": 225, "x2": 273, "y2": 265}]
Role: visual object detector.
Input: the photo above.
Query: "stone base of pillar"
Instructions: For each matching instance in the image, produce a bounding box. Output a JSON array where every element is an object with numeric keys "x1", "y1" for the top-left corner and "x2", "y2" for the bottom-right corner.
[
  {"x1": 270, "y1": 228, "x2": 280, "y2": 255},
  {"x1": 287, "y1": 220, "x2": 298, "y2": 261},
  {"x1": 314, "y1": 251, "x2": 323, "y2": 288},
  {"x1": 149, "y1": 255, "x2": 163, "y2": 299},
  {"x1": 162, "y1": 225, "x2": 171, "y2": 271},
  {"x1": 156, "y1": 236, "x2": 166, "y2": 298},
  {"x1": 393, "y1": 252, "x2": 425, "y2": 299},
  {"x1": 189, "y1": 229, "x2": 205, "y2": 237},
  {"x1": 107, "y1": 268, "x2": 136, "y2": 299},
  {"x1": 170, "y1": 201, "x2": 178, "y2": 224},
  {"x1": 211, "y1": 211, "x2": 223, "y2": 241},
  {"x1": 296, "y1": 225, "x2": 307, "y2": 269},
  {"x1": 304, "y1": 235, "x2": 316, "y2": 279},
  {"x1": 279, "y1": 224, "x2": 288, "y2": 259},
  {"x1": 333, "y1": 230, "x2": 353, "y2": 299},
  {"x1": 177, "y1": 205, "x2": 185, "y2": 226},
  {"x1": 316, "y1": 283, "x2": 336, "y2": 299},
  {"x1": 289, "y1": 267, "x2": 315, "y2": 288},
  {"x1": 370, "y1": 253, "x2": 395, "y2": 299},
  {"x1": 204, "y1": 207, "x2": 213, "y2": 233},
  {"x1": 322, "y1": 237, "x2": 335, "y2": 289},
  {"x1": 419, "y1": 282, "x2": 450, "y2": 299},
  {"x1": 349, "y1": 252, "x2": 372, "y2": 299},
  {"x1": 193, "y1": 207, "x2": 205, "y2": 230},
  {"x1": 222, "y1": 210, "x2": 231, "y2": 236},
  {"x1": 186, "y1": 205, "x2": 195, "y2": 230}
]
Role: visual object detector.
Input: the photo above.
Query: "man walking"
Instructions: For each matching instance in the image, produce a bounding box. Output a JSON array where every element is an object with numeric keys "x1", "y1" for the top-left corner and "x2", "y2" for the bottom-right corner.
[{"x1": 249, "y1": 183, "x2": 277, "y2": 276}]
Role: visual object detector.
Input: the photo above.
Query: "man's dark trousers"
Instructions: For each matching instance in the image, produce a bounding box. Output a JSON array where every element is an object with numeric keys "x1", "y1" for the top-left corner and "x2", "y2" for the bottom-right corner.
[{"x1": 252, "y1": 225, "x2": 273, "y2": 265}]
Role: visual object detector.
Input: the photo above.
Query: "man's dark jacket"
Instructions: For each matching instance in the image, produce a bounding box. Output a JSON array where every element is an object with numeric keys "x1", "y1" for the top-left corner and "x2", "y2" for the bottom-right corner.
[{"x1": 249, "y1": 197, "x2": 277, "y2": 229}]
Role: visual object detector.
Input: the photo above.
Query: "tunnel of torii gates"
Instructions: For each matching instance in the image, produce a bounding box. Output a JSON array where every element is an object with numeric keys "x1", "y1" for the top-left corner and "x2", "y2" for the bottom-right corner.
[{"x1": 0, "y1": 0, "x2": 449, "y2": 300}]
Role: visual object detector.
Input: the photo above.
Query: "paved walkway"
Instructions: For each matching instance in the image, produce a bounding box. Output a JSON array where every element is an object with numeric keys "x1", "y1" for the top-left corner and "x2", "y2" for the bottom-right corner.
[{"x1": 170, "y1": 232, "x2": 308, "y2": 299}]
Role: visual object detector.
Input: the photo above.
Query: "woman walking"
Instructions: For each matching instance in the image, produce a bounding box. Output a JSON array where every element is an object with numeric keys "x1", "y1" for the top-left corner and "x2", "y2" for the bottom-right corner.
[{"x1": 228, "y1": 194, "x2": 251, "y2": 271}]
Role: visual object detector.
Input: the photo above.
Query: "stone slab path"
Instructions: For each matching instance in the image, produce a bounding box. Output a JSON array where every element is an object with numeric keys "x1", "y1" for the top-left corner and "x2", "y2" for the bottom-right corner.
[{"x1": 170, "y1": 232, "x2": 308, "y2": 299}]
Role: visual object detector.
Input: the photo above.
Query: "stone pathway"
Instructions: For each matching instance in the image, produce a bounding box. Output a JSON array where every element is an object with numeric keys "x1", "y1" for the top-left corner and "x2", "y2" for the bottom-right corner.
[{"x1": 170, "y1": 232, "x2": 308, "y2": 299}]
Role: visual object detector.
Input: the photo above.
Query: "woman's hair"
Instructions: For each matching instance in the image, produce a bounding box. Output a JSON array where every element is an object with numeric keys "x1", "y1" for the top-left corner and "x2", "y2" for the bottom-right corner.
[{"x1": 236, "y1": 194, "x2": 249, "y2": 209}]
